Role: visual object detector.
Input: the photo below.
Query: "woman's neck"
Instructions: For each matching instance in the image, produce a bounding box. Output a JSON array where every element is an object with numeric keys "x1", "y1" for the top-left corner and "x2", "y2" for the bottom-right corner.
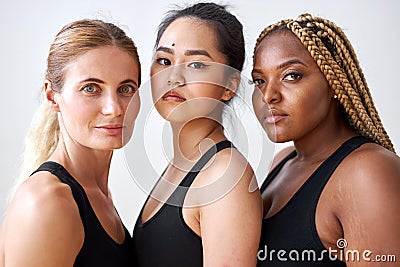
[
  {"x1": 170, "y1": 117, "x2": 226, "y2": 167},
  {"x1": 293, "y1": 110, "x2": 357, "y2": 164},
  {"x1": 49, "y1": 135, "x2": 113, "y2": 195}
]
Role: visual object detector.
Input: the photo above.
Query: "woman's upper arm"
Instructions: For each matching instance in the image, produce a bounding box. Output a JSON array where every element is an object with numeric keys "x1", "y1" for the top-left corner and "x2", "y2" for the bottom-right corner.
[
  {"x1": 338, "y1": 150, "x2": 400, "y2": 266},
  {"x1": 199, "y1": 152, "x2": 262, "y2": 267},
  {"x1": 2, "y1": 175, "x2": 83, "y2": 267}
]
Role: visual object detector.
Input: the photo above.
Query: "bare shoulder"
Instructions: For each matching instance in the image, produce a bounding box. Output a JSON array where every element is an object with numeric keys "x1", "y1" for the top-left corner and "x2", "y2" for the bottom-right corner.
[
  {"x1": 333, "y1": 142, "x2": 400, "y2": 210},
  {"x1": 329, "y1": 143, "x2": 400, "y2": 258},
  {"x1": 2, "y1": 171, "x2": 83, "y2": 265},
  {"x1": 9, "y1": 171, "x2": 79, "y2": 219},
  {"x1": 332, "y1": 143, "x2": 400, "y2": 201},
  {"x1": 195, "y1": 148, "x2": 262, "y2": 266},
  {"x1": 339, "y1": 142, "x2": 400, "y2": 182},
  {"x1": 196, "y1": 146, "x2": 255, "y2": 188},
  {"x1": 188, "y1": 146, "x2": 261, "y2": 206}
]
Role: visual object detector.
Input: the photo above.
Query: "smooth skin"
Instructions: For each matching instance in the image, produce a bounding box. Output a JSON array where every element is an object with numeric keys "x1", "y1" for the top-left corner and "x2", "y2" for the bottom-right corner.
[
  {"x1": 0, "y1": 46, "x2": 140, "y2": 267},
  {"x1": 252, "y1": 30, "x2": 400, "y2": 266},
  {"x1": 142, "y1": 18, "x2": 262, "y2": 267}
]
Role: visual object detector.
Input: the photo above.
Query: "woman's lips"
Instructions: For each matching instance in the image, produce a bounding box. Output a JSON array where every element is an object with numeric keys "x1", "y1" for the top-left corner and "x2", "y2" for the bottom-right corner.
[
  {"x1": 265, "y1": 110, "x2": 287, "y2": 124},
  {"x1": 162, "y1": 90, "x2": 186, "y2": 102},
  {"x1": 95, "y1": 124, "x2": 124, "y2": 135}
]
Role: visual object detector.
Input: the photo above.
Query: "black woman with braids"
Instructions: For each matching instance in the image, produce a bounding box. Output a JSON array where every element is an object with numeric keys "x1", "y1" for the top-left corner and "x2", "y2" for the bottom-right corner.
[{"x1": 251, "y1": 14, "x2": 400, "y2": 266}]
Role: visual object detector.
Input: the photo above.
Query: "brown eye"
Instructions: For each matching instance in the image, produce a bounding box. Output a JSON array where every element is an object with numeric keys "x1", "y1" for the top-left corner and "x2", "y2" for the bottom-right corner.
[
  {"x1": 157, "y1": 58, "x2": 171, "y2": 66},
  {"x1": 283, "y1": 72, "x2": 302, "y2": 81},
  {"x1": 251, "y1": 78, "x2": 265, "y2": 86}
]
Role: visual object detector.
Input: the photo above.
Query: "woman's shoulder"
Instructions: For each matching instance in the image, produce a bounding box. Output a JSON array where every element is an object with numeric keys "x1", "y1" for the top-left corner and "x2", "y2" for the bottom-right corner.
[
  {"x1": 1, "y1": 170, "x2": 84, "y2": 265},
  {"x1": 341, "y1": 142, "x2": 400, "y2": 177},
  {"x1": 203, "y1": 145, "x2": 254, "y2": 182},
  {"x1": 5, "y1": 170, "x2": 82, "y2": 236},
  {"x1": 327, "y1": 143, "x2": 400, "y2": 254},
  {"x1": 332, "y1": 142, "x2": 400, "y2": 204},
  {"x1": 16, "y1": 170, "x2": 74, "y2": 208},
  {"x1": 189, "y1": 144, "x2": 258, "y2": 204}
]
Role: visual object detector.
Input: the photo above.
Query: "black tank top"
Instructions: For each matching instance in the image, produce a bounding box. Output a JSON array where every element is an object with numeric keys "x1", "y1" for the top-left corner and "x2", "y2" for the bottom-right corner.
[
  {"x1": 132, "y1": 140, "x2": 234, "y2": 267},
  {"x1": 258, "y1": 136, "x2": 372, "y2": 266},
  {"x1": 31, "y1": 162, "x2": 134, "y2": 267}
]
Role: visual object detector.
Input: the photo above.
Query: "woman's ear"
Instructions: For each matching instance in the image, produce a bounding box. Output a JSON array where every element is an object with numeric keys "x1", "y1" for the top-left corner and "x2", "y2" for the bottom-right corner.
[
  {"x1": 44, "y1": 80, "x2": 60, "y2": 112},
  {"x1": 221, "y1": 72, "x2": 241, "y2": 102}
]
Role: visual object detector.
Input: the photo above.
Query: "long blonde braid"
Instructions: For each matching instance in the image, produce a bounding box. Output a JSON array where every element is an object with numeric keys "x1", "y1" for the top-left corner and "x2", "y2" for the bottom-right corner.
[{"x1": 253, "y1": 13, "x2": 395, "y2": 153}]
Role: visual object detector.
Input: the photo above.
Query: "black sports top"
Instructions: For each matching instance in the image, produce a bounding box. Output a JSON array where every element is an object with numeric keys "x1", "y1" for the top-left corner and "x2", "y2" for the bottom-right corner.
[
  {"x1": 132, "y1": 140, "x2": 234, "y2": 267},
  {"x1": 31, "y1": 161, "x2": 134, "y2": 267},
  {"x1": 258, "y1": 136, "x2": 372, "y2": 266}
]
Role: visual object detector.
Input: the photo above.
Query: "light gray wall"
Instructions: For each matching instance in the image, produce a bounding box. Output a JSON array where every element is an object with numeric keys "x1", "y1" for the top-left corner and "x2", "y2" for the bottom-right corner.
[{"x1": 1, "y1": 0, "x2": 399, "y2": 232}]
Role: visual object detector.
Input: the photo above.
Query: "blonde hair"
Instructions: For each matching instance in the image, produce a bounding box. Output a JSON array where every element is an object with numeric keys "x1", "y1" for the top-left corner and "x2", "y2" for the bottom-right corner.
[
  {"x1": 253, "y1": 14, "x2": 394, "y2": 153},
  {"x1": 12, "y1": 19, "x2": 141, "y2": 196}
]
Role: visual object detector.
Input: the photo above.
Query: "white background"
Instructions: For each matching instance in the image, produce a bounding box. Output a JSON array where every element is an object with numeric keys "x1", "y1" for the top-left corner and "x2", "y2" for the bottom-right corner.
[{"x1": 0, "y1": 0, "x2": 399, "y2": 231}]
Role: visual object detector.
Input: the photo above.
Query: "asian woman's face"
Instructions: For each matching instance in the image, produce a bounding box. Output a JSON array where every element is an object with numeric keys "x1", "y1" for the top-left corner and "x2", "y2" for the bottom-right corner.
[
  {"x1": 52, "y1": 46, "x2": 140, "y2": 150},
  {"x1": 251, "y1": 30, "x2": 334, "y2": 143},
  {"x1": 150, "y1": 17, "x2": 235, "y2": 123}
]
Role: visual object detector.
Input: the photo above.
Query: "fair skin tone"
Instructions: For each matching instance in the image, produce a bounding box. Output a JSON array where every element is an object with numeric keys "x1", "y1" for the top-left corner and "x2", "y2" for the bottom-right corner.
[
  {"x1": 252, "y1": 30, "x2": 400, "y2": 266},
  {"x1": 140, "y1": 18, "x2": 262, "y2": 266},
  {"x1": 0, "y1": 45, "x2": 140, "y2": 267}
]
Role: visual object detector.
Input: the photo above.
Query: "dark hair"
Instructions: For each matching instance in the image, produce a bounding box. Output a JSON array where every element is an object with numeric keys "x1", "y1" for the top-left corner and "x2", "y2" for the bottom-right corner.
[{"x1": 155, "y1": 2, "x2": 244, "y2": 71}]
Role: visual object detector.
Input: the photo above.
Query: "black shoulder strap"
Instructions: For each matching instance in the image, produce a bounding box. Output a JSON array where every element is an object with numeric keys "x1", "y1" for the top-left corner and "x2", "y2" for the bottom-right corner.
[
  {"x1": 31, "y1": 161, "x2": 88, "y2": 226},
  {"x1": 308, "y1": 136, "x2": 373, "y2": 196},
  {"x1": 260, "y1": 136, "x2": 373, "y2": 194},
  {"x1": 168, "y1": 140, "x2": 234, "y2": 206}
]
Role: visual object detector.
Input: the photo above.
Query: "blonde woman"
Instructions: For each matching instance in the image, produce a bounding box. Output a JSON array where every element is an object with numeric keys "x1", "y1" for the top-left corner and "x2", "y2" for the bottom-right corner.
[
  {"x1": 252, "y1": 14, "x2": 400, "y2": 266},
  {"x1": 0, "y1": 19, "x2": 141, "y2": 266}
]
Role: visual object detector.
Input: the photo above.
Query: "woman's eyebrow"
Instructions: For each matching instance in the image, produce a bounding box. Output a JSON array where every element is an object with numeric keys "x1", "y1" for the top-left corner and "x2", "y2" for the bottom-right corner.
[
  {"x1": 276, "y1": 59, "x2": 307, "y2": 70},
  {"x1": 184, "y1": 49, "x2": 212, "y2": 59}
]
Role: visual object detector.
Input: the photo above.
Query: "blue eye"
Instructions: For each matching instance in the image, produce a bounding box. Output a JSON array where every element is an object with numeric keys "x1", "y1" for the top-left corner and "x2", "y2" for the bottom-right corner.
[
  {"x1": 157, "y1": 58, "x2": 171, "y2": 66},
  {"x1": 119, "y1": 85, "x2": 136, "y2": 95},
  {"x1": 82, "y1": 84, "x2": 99, "y2": 93},
  {"x1": 188, "y1": 62, "x2": 207, "y2": 69}
]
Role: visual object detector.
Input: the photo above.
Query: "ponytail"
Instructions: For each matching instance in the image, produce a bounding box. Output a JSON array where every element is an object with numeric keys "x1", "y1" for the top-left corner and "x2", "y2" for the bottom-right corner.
[{"x1": 9, "y1": 101, "x2": 59, "y2": 199}]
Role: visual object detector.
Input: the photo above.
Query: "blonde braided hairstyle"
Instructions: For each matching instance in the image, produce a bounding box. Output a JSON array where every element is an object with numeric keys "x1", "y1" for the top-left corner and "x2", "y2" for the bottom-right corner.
[{"x1": 253, "y1": 13, "x2": 395, "y2": 153}]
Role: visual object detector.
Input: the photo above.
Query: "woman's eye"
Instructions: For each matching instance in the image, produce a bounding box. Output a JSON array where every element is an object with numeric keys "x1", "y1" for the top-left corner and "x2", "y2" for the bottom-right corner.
[
  {"x1": 251, "y1": 78, "x2": 265, "y2": 86},
  {"x1": 283, "y1": 72, "x2": 302, "y2": 81},
  {"x1": 82, "y1": 84, "x2": 99, "y2": 93},
  {"x1": 188, "y1": 62, "x2": 207, "y2": 69},
  {"x1": 157, "y1": 58, "x2": 171, "y2": 66},
  {"x1": 119, "y1": 85, "x2": 136, "y2": 95}
]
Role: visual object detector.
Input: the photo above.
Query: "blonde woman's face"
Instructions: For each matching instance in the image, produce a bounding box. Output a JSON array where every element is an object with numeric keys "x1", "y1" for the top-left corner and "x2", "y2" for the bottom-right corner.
[
  {"x1": 251, "y1": 31, "x2": 334, "y2": 143},
  {"x1": 56, "y1": 46, "x2": 140, "y2": 150}
]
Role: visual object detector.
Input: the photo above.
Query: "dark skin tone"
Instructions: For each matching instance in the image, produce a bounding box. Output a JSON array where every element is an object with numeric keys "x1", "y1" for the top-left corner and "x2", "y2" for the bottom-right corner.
[{"x1": 252, "y1": 30, "x2": 400, "y2": 266}]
